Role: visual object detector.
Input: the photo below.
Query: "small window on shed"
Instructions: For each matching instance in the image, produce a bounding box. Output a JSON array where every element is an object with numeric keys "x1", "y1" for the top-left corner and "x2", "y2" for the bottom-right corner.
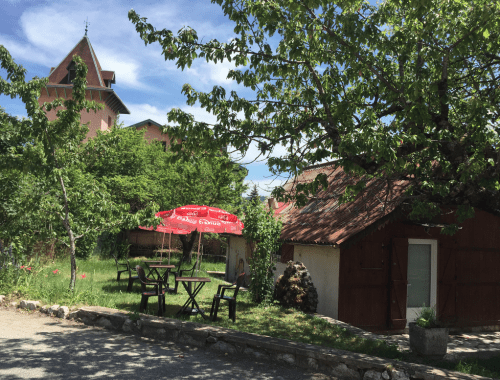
[{"x1": 280, "y1": 244, "x2": 294, "y2": 264}]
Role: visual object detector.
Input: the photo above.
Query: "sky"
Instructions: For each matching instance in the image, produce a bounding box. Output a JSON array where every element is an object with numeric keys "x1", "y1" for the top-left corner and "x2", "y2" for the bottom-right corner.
[{"x1": 0, "y1": 0, "x2": 289, "y2": 196}]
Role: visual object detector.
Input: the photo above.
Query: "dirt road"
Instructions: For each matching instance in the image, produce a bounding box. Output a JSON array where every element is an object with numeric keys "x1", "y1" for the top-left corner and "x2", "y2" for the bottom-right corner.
[{"x1": 0, "y1": 307, "x2": 333, "y2": 379}]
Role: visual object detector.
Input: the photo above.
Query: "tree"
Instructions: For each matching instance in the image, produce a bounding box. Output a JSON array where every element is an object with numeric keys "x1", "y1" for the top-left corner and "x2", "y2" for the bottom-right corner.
[
  {"x1": 129, "y1": 1, "x2": 500, "y2": 232},
  {"x1": 249, "y1": 184, "x2": 260, "y2": 205},
  {"x1": 83, "y1": 125, "x2": 248, "y2": 262},
  {"x1": 0, "y1": 48, "x2": 157, "y2": 290}
]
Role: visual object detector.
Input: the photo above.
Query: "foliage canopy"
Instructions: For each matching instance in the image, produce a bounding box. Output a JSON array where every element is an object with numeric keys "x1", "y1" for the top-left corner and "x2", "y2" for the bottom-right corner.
[{"x1": 130, "y1": 0, "x2": 500, "y2": 229}]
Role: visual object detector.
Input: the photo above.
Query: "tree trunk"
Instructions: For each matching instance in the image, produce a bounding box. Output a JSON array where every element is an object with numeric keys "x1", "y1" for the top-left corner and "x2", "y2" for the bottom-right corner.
[
  {"x1": 69, "y1": 231, "x2": 77, "y2": 291},
  {"x1": 179, "y1": 231, "x2": 198, "y2": 263},
  {"x1": 57, "y1": 173, "x2": 77, "y2": 291}
]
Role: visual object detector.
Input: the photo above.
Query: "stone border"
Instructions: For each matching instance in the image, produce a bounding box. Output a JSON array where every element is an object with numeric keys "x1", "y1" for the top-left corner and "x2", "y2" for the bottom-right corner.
[{"x1": 71, "y1": 306, "x2": 488, "y2": 380}]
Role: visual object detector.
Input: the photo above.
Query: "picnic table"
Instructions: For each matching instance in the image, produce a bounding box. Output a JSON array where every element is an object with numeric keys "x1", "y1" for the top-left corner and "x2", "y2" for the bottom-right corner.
[{"x1": 175, "y1": 277, "x2": 211, "y2": 319}]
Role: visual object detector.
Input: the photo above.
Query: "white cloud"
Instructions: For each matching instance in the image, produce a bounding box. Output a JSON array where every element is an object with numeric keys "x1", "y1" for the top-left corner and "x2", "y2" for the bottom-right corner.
[
  {"x1": 230, "y1": 140, "x2": 290, "y2": 166},
  {"x1": 97, "y1": 50, "x2": 145, "y2": 90},
  {"x1": 119, "y1": 103, "x2": 170, "y2": 126},
  {"x1": 119, "y1": 103, "x2": 221, "y2": 127},
  {"x1": 0, "y1": 35, "x2": 52, "y2": 66},
  {"x1": 207, "y1": 60, "x2": 237, "y2": 85},
  {"x1": 20, "y1": 8, "x2": 81, "y2": 56},
  {"x1": 243, "y1": 178, "x2": 288, "y2": 196}
]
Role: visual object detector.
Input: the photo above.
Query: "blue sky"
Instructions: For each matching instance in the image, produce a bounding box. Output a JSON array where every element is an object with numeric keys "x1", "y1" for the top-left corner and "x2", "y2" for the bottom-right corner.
[{"x1": 0, "y1": 0, "x2": 289, "y2": 196}]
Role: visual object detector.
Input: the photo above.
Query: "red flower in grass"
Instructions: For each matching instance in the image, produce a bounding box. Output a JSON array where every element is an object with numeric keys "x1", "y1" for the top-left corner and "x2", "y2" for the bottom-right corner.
[
  {"x1": 27, "y1": 267, "x2": 32, "y2": 271},
  {"x1": 53, "y1": 269, "x2": 59, "y2": 274},
  {"x1": 20, "y1": 265, "x2": 25, "y2": 269},
  {"x1": 81, "y1": 274, "x2": 87, "y2": 279}
]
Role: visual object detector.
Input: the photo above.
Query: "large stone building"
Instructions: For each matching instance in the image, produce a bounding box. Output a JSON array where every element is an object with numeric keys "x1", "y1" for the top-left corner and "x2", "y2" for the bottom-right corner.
[{"x1": 38, "y1": 34, "x2": 130, "y2": 139}]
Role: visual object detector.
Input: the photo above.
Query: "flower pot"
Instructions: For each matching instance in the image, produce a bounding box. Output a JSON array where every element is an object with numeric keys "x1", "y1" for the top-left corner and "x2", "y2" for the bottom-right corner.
[{"x1": 409, "y1": 322, "x2": 449, "y2": 357}]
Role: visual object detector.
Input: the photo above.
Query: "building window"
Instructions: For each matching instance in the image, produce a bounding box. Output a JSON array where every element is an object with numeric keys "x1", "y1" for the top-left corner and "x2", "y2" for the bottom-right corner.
[
  {"x1": 161, "y1": 141, "x2": 167, "y2": 151},
  {"x1": 67, "y1": 61, "x2": 77, "y2": 83},
  {"x1": 108, "y1": 116, "x2": 112, "y2": 128}
]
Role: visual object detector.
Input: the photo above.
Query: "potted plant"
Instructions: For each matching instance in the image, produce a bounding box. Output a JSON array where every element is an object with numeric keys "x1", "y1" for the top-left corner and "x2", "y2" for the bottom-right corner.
[{"x1": 409, "y1": 306, "x2": 449, "y2": 357}]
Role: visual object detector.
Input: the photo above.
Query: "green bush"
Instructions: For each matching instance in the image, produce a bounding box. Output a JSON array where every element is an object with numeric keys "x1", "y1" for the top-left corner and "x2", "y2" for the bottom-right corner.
[{"x1": 242, "y1": 202, "x2": 282, "y2": 304}]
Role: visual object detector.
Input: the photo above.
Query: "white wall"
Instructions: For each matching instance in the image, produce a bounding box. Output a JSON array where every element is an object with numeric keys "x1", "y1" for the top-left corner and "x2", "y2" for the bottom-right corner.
[
  {"x1": 228, "y1": 236, "x2": 340, "y2": 319},
  {"x1": 226, "y1": 236, "x2": 251, "y2": 285},
  {"x1": 293, "y1": 245, "x2": 340, "y2": 319}
]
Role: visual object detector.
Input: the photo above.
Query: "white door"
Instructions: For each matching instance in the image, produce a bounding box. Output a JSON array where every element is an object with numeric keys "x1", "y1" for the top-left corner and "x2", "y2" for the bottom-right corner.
[{"x1": 407, "y1": 239, "x2": 437, "y2": 323}]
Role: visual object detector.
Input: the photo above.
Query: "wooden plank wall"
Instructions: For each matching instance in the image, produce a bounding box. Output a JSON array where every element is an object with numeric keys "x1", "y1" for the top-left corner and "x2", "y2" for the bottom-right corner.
[{"x1": 338, "y1": 208, "x2": 500, "y2": 331}]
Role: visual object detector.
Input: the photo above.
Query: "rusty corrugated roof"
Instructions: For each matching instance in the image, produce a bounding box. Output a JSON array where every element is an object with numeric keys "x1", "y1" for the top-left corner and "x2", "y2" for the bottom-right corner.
[{"x1": 277, "y1": 162, "x2": 408, "y2": 246}]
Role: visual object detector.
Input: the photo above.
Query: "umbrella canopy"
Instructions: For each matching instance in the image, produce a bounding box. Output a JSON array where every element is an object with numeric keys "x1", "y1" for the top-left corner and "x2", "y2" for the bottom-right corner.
[
  {"x1": 138, "y1": 224, "x2": 191, "y2": 235},
  {"x1": 156, "y1": 205, "x2": 244, "y2": 274},
  {"x1": 157, "y1": 205, "x2": 244, "y2": 235}
]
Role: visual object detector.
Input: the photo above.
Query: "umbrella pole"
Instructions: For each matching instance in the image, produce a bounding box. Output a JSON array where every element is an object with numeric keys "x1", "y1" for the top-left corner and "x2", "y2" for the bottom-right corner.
[
  {"x1": 196, "y1": 231, "x2": 202, "y2": 275},
  {"x1": 160, "y1": 231, "x2": 165, "y2": 261},
  {"x1": 168, "y1": 233, "x2": 172, "y2": 265}
]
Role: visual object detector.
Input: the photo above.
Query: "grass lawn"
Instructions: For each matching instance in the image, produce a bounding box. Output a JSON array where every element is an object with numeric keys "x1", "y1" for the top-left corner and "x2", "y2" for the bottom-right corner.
[{"x1": 2, "y1": 255, "x2": 500, "y2": 378}]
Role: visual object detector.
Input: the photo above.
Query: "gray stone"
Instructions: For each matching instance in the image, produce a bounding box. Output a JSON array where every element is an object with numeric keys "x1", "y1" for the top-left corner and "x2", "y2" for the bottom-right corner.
[
  {"x1": 207, "y1": 336, "x2": 217, "y2": 343},
  {"x1": 182, "y1": 334, "x2": 205, "y2": 348},
  {"x1": 10, "y1": 301, "x2": 18, "y2": 308},
  {"x1": 306, "y1": 357, "x2": 318, "y2": 370},
  {"x1": 20, "y1": 300, "x2": 39, "y2": 310},
  {"x1": 48, "y1": 305, "x2": 60, "y2": 316},
  {"x1": 57, "y1": 306, "x2": 69, "y2": 319},
  {"x1": 27, "y1": 301, "x2": 40, "y2": 310},
  {"x1": 122, "y1": 319, "x2": 135, "y2": 333},
  {"x1": 143, "y1": 327, "x2": 166, "y2": 339},
  {"x1": 381, "y1": 371, "x2": 390, "y2": 380},
  {"x1": 96, "y1": 317, "x2": 113, "y2": 329},
  {"x1": 40, "y1": 306, "x2": 48, "y2": 314},
  {"x1": 110, "y1": 313, "x2": 126, "y2": 329},
  {"x1": 331, "y1": 364, "x2": 361, "y2": 380},
  {"x1": 68, "y1": 311, "x2": 79, "y2": 320},
  {"x1": 391, "y1": 370, "x2": 409, "y2": 380},
  {"x1": 363, "y1": 370, "x2": 382, "y2": 380},
  {"x1": 0, "y1": 295, "x2": 5, "y2": 303},
  {"x1": 409, "y1": 323, "x2": 448, "y2": 357},
  {"x1": 243, "y1": 347, "x2": 264, "y2": 359},
  {"x1": 209, "y1": 341, "x2": 237, "y2": 354},
  {"x1": 276, "y1": 353, "x2": 295, "y2": 365}
]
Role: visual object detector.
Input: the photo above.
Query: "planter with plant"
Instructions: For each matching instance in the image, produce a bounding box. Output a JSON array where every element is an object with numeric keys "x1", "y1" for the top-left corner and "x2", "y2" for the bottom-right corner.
[{"x1": 409, "y1": 306, "x2": 449, "y2": 357}]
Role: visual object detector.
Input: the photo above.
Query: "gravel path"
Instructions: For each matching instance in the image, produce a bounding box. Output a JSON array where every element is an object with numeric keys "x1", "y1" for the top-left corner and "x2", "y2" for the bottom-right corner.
[{"x1": 0, "y1": 307, "x2": 333, "y2": 380}]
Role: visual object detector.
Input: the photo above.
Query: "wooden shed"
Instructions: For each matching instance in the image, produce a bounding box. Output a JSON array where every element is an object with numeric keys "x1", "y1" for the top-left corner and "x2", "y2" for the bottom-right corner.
[{"x1": 226, "y1": 162, "x2": 500, "y2": 332}]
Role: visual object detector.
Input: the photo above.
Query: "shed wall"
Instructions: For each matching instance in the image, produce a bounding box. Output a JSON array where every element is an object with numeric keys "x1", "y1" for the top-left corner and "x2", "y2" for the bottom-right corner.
[
  {"x1": 293, "y1": 245, "x2": 340, "y2": 319},
  {"x1": 228, "y1": 237, "x2": 340, "y2": 318},
  {"x1": 338, "y1": 209, "x2": 500, "y2": 331}
]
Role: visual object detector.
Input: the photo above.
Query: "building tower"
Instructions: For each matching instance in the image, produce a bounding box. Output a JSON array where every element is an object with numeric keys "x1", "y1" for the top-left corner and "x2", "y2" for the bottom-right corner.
[{"x1": 37, "y1": 35, "x2": 130, "y2": 139}]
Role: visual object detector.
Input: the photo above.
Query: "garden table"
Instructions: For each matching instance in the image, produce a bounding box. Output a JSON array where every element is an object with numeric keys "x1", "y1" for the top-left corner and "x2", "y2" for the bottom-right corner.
[
  {"x1": 175, "y1": 277, "x2": 211, "y2": 319},
  {"x1": 148, "y1": 264, "x2": 175, "y2": 291},
  {"x1": 142, "y1": 260, "x2": 162, "y2": 277}
]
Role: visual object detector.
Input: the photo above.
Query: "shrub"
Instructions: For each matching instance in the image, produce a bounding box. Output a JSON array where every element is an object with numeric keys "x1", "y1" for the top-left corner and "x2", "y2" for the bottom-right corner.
[
  {"x1": 275, "y1": 261, "x2": 319, "y2": 313},
  {"x1": 242, "y1": 202, "x2": 282, "y2": 304}
]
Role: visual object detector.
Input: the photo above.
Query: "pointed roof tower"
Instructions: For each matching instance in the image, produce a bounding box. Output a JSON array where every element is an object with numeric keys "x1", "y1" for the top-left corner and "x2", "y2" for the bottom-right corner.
[{"x1": 45, "y1": 36, "x2": 129, "y2": 115}]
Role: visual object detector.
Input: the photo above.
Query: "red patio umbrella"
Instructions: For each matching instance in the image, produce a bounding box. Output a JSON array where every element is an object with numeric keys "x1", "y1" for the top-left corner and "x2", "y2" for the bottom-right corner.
[
  {"x1": 156, "y1": 205, "x2": 244, "y2": 272},
  {"x1": 139, "y1": 222, "x2": 190, "y2": 264}
]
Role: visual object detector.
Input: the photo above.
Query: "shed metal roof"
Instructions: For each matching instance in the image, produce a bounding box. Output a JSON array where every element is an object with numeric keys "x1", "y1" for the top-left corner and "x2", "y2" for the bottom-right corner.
[{"x1": 276, "y1": 163, "x2": 409, "y2": 246}]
